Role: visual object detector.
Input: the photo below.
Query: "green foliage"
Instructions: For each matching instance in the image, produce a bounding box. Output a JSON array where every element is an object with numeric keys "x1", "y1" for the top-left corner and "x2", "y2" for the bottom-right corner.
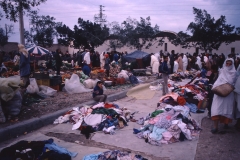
[
  {"x1": 187, "y1": 7, "x2": 238, "y2": 52},
  {"x1": 0, "y1": 0, "x2": 47, "y2": 22},
  {"x1": 56, "y1": 23, "x2": 74, "y2": 46},
  {"x1": 108, "y1": 16, "x2": 160, "y2": 50},
  {"x1": 25, "y1": 10, "x2": 57, "y2": 47},
  {"x1": 73, "y1": 18, "x2": 109, "y2": 49},
  {"x1": 0, "y1": 28, "x2": 8, "y2": 46}
]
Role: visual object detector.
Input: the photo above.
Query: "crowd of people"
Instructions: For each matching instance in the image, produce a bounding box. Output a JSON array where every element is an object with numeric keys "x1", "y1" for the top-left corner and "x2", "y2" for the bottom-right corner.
[
  {"x1": 1, "y1": 46, "x2": 240, "y2": 133},
  {"x1": 150, "y1": 50, "x2": 240, "y2": 133}
]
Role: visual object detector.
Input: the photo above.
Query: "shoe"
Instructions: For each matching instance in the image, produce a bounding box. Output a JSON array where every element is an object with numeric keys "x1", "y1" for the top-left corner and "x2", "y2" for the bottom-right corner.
[{"x1": 211, "y1": 128, "x2": 218, "y2": 134}]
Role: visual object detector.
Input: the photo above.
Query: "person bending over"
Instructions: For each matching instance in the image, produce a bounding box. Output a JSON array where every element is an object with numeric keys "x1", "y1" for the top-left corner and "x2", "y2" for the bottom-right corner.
[{"x1": 93, "y1": 81, "x2": 107, "y2": 103}]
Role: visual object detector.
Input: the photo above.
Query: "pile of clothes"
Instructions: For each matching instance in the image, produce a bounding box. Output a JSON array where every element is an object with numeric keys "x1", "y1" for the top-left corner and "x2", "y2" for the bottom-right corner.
[
  {"x1": 54, "y1": 102, "x2": 135, "y2": 138},
  {"x1": 83, "y1": 150, "x2": 147, "y2": 160},
  {"x1": 133, "y1": 99, "x2": 202, "y2": 146},
  {"x1": 0, "y1": 139, "x2": 77, "y2": 160},
  {"x1": 169, "y1": 70, "x2": 197, "y2": 82}
]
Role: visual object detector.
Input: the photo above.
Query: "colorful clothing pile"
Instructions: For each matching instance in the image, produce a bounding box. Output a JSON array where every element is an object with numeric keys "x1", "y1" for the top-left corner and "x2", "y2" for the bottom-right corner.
[
  {"x1": 83, "y1": 150, "x2": 147, "y2": 160},
  {"x1": 54, "y1": 102, "x2": 133, "y2": 138}
]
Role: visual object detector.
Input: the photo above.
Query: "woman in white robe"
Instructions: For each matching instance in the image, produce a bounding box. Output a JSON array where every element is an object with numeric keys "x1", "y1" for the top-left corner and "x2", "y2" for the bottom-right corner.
[
  {"x1": 234, "y1": 66, "x2": 240, "y2": 130},
  {"x1": 100, "y1": 52, "x2": 105, "y2": 69},
  {"x1": 196, "y1": 56, "x2": 202, "y2": 70},
  {"x1": 211, "y1": 58, "x2": 237, "y2": 133},
  {"x1": 83, "y1": 52, "x2": 91, "y2": 65},
  {"x1": 173, "y1": 58, "x2": 179, "y2": 73},
  {"x1": 150, "y1": 54, "x2": 160, "y2": 74},
  {"x1": 182, "y1": 54, "x2": 188, "y2": 72}
]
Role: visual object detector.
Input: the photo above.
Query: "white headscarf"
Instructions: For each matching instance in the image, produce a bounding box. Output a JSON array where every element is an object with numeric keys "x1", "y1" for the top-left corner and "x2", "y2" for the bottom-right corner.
[{"x1": 212, "y1": 58, "x2": 236, "y2": 89}]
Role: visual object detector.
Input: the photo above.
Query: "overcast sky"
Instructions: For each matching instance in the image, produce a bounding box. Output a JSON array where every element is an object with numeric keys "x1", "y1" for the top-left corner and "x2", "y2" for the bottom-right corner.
[{"x1": 1, "y1": 0, "x2": 240, "y2": 43}]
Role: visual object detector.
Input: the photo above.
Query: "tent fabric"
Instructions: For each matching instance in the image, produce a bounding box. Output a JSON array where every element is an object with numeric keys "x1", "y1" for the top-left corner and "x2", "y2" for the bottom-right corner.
[
  {"x1": 27, "y1": 46, "x2": 50, "y2": 55},
  {"x1": 123, "y1": 50, "x2": 149, "y2": 63}
]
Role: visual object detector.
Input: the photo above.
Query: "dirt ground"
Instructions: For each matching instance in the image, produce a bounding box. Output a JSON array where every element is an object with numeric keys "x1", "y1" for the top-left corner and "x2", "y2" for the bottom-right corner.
[
  {"x1": 195, "y1": 117, "x2": 240, "y2": 160},
  {"x1": 45, "y1": 132, "x2": 170, "y2": 160},
  {"x1": 1, "y1": 76, "x2": 157, "y2": 128}
]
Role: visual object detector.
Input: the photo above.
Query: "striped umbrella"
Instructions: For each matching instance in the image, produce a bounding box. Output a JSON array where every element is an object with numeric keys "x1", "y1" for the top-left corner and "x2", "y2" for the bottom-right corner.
[{"x1": 27, "y1": 46, "x2": 50, "y2": 55}]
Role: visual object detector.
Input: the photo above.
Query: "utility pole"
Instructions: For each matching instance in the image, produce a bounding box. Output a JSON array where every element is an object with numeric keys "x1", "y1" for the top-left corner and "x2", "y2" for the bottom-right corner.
[
  {"x1": 94, "y1": 5, "x2": 107, "y2": 26},
  {"x1": 19, "y1": 0, "x2": 25, "y2": 45}
]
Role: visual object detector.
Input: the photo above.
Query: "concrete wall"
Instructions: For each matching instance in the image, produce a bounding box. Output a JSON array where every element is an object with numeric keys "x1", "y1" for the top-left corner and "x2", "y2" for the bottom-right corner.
[{"x1": 95, "y1": 37, "x2": 240, "y2": 56}]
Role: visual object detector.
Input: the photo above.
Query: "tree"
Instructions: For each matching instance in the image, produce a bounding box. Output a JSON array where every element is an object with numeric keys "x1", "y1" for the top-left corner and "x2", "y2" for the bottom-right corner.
[
  {"x1": 108, "y1": 17, "x2": 160, "y2": 50},
  {"x1": 25, "y1": 11, "x2": 58, "y2": 47},
  {"x1": 73, "y1": 18, "x2": 109, "y2": 49},
  {"x1": 0, "y1": 0, "x2": 47, "y2": 22},
  {"x1": 0, "y1": 23, "x2": 14, "y2": 46},
  {"x1": 187, "y1": 7, "x2": 238, "y2": 52},
  {"x1": 0, "y1": 28, "x2": 8, "y2": 46},
  {"x1": 56, "y1": 23, "x2": 74, "y2": 46}
]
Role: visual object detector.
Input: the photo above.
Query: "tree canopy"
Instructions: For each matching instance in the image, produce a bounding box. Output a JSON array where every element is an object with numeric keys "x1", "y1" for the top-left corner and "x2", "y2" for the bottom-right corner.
[
  {"x1": 24, "y1": 10, "x2": 58, "y2": 47},
  {"x1": 73, "y1": 18, "x2": 109, "y2": 49},
  {"x1": 186, "y1": 7, "x2": 239, "y2": 52},
  {"x1": 0, "y1": 0, "x2": 47, "y2": 22}
]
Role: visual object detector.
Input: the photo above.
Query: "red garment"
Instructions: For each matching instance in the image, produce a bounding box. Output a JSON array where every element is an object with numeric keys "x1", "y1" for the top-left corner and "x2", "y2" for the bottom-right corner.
[{"x1": 177, "y1": 96, "x2": 186, "y2": 106}]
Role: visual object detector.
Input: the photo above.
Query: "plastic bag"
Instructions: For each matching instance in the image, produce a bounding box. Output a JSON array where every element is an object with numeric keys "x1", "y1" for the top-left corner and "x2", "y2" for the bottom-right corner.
[
  {"x1": 39, "y1": 85, "x2": 57, "y2": 96},
  {"x1": 2, "y1": 90, "x2": 22, "y2": 116},
  {"x1": 118, "y1": 70, "x2": 129, "y2": 80},
  {"x1": 65, "y1": 74, "x2": 92, "y2": 94},
  {"x1": 83, "y1": 79, "x2": 99, "y2": 89},
  {"x1": 26, "y1": 78, "x2": 39, "y2": 94},
  {"x1": 0, "y1": 76, "x2": 21, "y2": 102}
]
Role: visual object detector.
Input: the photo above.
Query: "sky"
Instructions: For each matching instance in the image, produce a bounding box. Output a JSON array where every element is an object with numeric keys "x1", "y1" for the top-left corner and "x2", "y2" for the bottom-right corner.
[{"x1": 1, "y1": 0, "x2": 240, "y2": 43}]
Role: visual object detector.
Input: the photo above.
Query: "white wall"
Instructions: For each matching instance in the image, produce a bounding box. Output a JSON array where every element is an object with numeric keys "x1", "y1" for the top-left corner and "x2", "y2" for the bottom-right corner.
[{"x1": 95, "y1": 37, "x2": 240, "y2": 56}]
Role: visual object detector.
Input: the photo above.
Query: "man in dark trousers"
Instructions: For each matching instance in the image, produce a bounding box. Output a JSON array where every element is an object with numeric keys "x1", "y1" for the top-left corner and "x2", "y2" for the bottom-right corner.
[
  {"x1": 92, "y1": 81, "x2": 107, "y2": 103},
  {"x1": 159, "y1": 55, "x2": 169, "y2": 96},
  {"x1": 55, "y1": 49, "x2": 62, "y2": 75}
]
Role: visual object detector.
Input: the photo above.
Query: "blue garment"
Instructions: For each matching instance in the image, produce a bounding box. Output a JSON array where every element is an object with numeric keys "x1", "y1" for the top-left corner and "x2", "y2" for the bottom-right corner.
[
  {"x1": 44, "y1": 142, "x2": 78, "y2": 157},
  {"x1": 113, "y1": 53, "x2": 119, "y2": 62},
  {"x1": 159, "y1": 61, "x2": 169, "y2": 74},
  {"x1": 19, "y1": 52, "x2": 31, "y2": 77},
  {"x1": 185, "y1": 103, "x2": 198, "y2": 113},
  {"x1": 149, "y1": 126, "x2": 166, "y2": 141},
  {"x1": 129, "y1": 75, "x2": 139, "y2": 84},
  {"x1": 82, "y1": 64, "x2": 91, "y2": 76},
  {"x1": 104, "y1": 58, "x2": 110, "y2": 70},
  {"x1": 201, "y1": 68, "x2": 207, "y2": 78},
  {"x1": 92, "y1": 85, "x2": 104, "y2": 98},
  {"x1": 83, "y1": 153, "x2": 101, "y2": 160}
]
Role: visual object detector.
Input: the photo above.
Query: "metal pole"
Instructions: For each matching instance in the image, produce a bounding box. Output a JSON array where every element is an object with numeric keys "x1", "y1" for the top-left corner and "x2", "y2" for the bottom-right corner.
[{"x1": 19, "y1": 0, "x2": 25, "y2": 45}]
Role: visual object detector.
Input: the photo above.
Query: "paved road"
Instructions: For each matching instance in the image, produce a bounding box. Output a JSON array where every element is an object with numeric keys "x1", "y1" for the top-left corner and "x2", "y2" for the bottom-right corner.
[{"x1": 0, "y1": 80, "x2": 207, "y2": 160}]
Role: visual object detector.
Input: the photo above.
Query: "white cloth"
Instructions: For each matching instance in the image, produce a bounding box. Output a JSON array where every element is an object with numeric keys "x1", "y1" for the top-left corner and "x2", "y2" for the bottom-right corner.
[
  {"x1": 211, "y1": 58, "x2": 237, "y2": 119},
  {"x1": 100, "y1": 52, "x2": 105, "y2": 69},
  {"x1": 196, "y1": 56, "x2": 202, "y2": 69},
  {"x1": 173, "y1": 61, "x2": 179, "y2": 73},
  {"x1": 83, "y1": 52, "x2": 91, "y2": 65},
  {"x1": 151, "y1": 55, "x2": 160, "y2": 73},
  {"x1": 204, "y1": 56, "x2": 208, "y2": 63},
  {"x1": 154, "y1": 52, "x2": 160, "y2": 62},
  {"x1": 182, "y1": 55, "x2": 188, "y2": 72},
  {"x1": 84, "y1": 114, "x2": 104, "y2": 127}
]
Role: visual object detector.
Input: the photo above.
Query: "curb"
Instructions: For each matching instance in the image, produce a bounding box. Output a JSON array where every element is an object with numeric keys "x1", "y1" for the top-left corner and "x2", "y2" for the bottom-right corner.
[{"x1": 0, "y1": 90, "x2": 128, "y2": 142}]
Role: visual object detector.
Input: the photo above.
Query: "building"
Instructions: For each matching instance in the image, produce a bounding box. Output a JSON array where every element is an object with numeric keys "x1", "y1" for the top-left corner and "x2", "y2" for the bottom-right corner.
[{"x1": 95, "y1": 31, "x2": 240, "y2": 56}]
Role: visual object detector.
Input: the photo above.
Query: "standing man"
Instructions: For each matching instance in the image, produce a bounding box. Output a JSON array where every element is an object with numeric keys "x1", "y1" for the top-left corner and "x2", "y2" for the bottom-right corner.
[
  {"x1": 55, "y1": 49, "x2": 63, "y2": 76},
  {"x1": 159, "y1": 55, "x2": 169, "y2": 95},
  {"x1": 18, "y1": 44, "x2": 31, "y2": 88}
]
